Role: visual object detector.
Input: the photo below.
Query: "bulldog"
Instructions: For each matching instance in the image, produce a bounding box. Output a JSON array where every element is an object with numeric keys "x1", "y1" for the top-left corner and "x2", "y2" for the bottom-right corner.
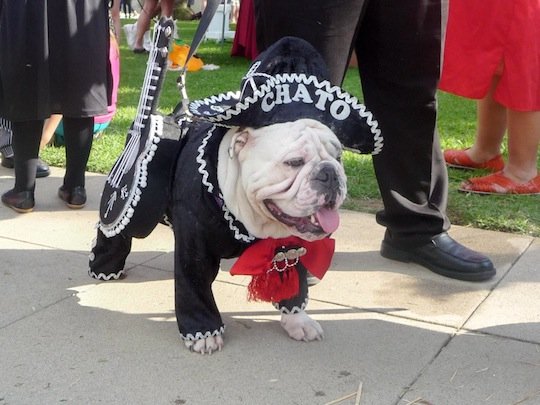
[
  {"x1": 194, "y1": 118, "x2": 346, "y2": 352},
  {"x1": 89, "y1": 36, "x2": 381, "y2": 355},
  {"x1": 90, "y1": 117, "x2": 346, "y2": 354}
]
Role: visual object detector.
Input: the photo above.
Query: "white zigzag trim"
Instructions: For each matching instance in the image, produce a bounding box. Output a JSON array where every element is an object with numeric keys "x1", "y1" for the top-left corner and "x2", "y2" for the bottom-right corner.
[
  {"x1": 88, "y1": 269, "x2": 125, "y2": 281},
  {"x1": 219, "y1": 196, "x2": 256, "y2": 243},
  {"x1": 162, "y1": 214, "x2": 173, "y2": 229},
  {"x1": 195, "y1": 126, "x2": 215, "y2": 193},
  {"x1": 196, "y1": 126, "x2": 255, "y2": 243},
  {"x1": 273, "y1": 297, "x2": 308, "y2": 314},
  {"x1": 180, "y1": 325, "x2": 225, "y2": 341},
  {"x1": 190, "y1": 91, "x2": 240, "y2": 113}
]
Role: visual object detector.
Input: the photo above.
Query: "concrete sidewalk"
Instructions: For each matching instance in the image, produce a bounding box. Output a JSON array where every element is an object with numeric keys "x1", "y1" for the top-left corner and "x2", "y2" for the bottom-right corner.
[{"x1": 1, "y1": 165, "x2": 539, "y2": 405}]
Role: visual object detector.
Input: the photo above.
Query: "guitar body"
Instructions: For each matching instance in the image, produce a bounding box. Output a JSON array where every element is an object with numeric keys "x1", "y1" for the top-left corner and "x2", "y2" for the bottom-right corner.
[{"x1": 99, "y1": 17, "x2": 181, "y2": 238}]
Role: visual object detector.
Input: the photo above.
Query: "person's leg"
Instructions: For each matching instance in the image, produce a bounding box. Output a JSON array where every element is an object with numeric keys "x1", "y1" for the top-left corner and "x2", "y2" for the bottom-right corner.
[
  {"x1": 11, "y1": 120, "x2": 43, "y2": 192},
  {"x1": 159, "y1": 0, "x2": 174, "y2": 17},
  {"x1": 458, "y1": 109, "x2": 540, "y2": 194},
  {"x1": 57, "y1": 116, "x2": 93, "y2": 208},
  {"x1": 443, "y1": 76, "x2": 506, "y2": 171},
  {"x1": 356, "y1": 0, "x2": 448, "y2": 246},
  {"x1": 356, "y1": 0, "x2": 494, "y2": 280},
  {"x1": 33, "y1": 114, "x2": 64, "y2": 179},
  {"x1": 111, "y1": 0, "x2": 122, "y2": 40},
  {"x1": 0, "y1": 116, "x2": 54, "y2": 178},
  {"x1": 1, "y1": 120, "x2": 43, "y2": 212},
  {"x1": 133, "y1": 0, "x2": 158, "y2": 50},
  {"x1": 504, "y1": 109, "x2": 540, "y2": 182},
  {"x1": 254, "y1": 0, "x2": 494, "y2": 281},
  {"x1": 467, "y1": 77, "x2": 507, "y2": 163},
  {"x1": 256, "y1": 0, "x2": 448, "y2": 239},
  {"x1": 62, "y1": 116, "x2": 93, "y2": 189},
  {"x1": 41, "y1": 113, "x2": 62, "y2": 148}
]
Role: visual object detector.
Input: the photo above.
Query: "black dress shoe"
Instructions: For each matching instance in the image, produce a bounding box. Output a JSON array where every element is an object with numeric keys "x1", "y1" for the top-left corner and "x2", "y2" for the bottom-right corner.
[
  {"x1": 1, "y1": 155, "x2": 50, "y2": 177},
  {"x1": 1, "y1": 189, "x2": 35, "y2": 213},
  {"x1": 380, "y1": 232, "x2": 496, "y2": 281},
  {"x1": 58, "y1": 185, "x2": 86, "y2": 209},
  {"x1": 36, "y1": 159, "x2": 51, "y2": 178},
  {"x1": 1, "y1": 154, "x2": 14, "y2": 168}
]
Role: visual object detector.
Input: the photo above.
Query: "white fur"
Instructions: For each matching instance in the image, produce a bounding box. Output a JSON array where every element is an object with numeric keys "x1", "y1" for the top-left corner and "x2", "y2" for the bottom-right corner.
[
  {"x1": 184, "y1": 335, "x2": 224, "y2": 355},
  {"x1": 218, "y1": 118, "x2": 346, "y2": 241},
  {"x1": 280, "y1": 311, "x2": 324, "y2": 341}
]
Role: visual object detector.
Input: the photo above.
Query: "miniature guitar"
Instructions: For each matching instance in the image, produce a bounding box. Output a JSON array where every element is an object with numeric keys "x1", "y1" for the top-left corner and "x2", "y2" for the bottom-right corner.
[{"x1": 99, "y1": 17, "x2": 175, "y2": 237}]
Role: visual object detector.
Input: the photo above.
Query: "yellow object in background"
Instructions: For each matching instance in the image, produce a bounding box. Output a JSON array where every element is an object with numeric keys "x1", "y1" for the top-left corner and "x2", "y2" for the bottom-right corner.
[{"x1": 168, "y1": 40, "x2": 204, "y2": 72}]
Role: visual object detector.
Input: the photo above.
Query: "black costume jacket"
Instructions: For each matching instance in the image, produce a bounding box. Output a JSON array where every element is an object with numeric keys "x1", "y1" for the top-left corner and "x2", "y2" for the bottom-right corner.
[{"x1": 90, "y1": 119, "x2": 310, "y2": 341}]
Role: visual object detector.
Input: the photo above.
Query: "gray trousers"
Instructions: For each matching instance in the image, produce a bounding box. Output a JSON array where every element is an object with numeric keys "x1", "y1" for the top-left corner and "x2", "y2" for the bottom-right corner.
[{"x1": 254, "y1": 0, "x2": 451, "y2": 247}]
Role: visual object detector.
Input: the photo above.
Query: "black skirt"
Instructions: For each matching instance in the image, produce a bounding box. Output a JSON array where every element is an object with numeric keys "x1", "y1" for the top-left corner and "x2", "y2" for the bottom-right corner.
[{"x1": 0, "y1": 0, "x2": 111, "y2": 122}]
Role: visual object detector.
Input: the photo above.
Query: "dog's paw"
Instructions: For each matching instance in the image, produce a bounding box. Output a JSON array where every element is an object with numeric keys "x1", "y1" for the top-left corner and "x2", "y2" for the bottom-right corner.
[
  {"x1": 280, "y1": 311, "x2": 324, "y2": 342},
  {"x1": 184, "y1": 335, "x2": 224, "y2": 354}
]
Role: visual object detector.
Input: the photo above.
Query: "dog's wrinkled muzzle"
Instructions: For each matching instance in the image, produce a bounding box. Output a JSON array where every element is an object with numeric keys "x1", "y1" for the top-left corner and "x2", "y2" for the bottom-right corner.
[{"x1": 263, "y1": 161, "x2": 346, "y2": 236}]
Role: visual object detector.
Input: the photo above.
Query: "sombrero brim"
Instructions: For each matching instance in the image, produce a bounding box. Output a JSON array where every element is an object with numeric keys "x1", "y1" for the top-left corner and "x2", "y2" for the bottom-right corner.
[{"x1": 189, "y1": 73, "x2": 383, "y2": 155}]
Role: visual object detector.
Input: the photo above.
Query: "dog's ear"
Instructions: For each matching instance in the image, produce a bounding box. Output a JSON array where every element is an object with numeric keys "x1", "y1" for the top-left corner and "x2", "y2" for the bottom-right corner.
[{"x1": 228, "y1": 127, "x2": 251, "y2": 158}]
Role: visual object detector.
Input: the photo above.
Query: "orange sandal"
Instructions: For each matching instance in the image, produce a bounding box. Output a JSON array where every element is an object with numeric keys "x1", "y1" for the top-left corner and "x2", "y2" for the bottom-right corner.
[
  {"x1": 444, "y1": 148, "x2": 505, "y2": 172},
  {"x1": 459, "y1": 171, "x2": 540, "y2": 195}
]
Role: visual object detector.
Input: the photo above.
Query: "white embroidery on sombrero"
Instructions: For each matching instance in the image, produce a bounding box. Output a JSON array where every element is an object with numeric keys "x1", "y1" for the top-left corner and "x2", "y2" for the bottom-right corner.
[
  {"x1": 193, "y1": 91, "x2": 240, "y2": 117},
  {"x1": 195, "y1": 125, "x2": 255, "y2": 243},
  {"x1": 189, "y1": 73, "x2": 383, "y2": 155},
  {"x1": 179, "y1": 325, "x2": 225, "y2": 341},
  {"x1": 244, "y1": 60, "x2": 262, "y2": 76}
]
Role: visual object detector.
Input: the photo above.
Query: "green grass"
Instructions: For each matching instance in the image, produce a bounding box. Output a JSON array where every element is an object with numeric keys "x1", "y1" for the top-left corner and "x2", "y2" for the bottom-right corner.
[{"x1": 41, "y1": 20, "x2": 540, "y2": 237}]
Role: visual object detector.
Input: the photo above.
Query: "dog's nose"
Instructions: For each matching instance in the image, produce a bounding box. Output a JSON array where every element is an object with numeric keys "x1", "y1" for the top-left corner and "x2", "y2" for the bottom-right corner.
[
  {"x1": 314, "y1": 164, "x2": 339, "y2": 185},
  {"x1": 314, "y1": 164, "x2": 341, "y2": 206}
]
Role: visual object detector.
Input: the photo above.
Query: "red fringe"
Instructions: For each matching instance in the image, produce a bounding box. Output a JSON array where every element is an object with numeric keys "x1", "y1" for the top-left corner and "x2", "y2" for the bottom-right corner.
[{"x1": 247, "y1": 267, "x2": 299, "y2": 302}]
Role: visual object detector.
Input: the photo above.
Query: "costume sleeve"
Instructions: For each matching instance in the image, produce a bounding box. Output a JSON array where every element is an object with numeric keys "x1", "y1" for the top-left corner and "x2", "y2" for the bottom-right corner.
[{"x1": 273, "y1": 262, "x2": 309, "y2": 314}]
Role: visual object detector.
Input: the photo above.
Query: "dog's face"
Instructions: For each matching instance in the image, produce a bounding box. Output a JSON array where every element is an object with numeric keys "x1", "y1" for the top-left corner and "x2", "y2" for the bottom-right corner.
[{"x1": 218, "y1": 118, "x2": 347, "y2": 241}]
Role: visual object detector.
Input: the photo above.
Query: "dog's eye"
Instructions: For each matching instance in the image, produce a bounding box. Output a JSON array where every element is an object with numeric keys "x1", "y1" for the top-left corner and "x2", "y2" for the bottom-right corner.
[{"x1": 284, "y1": 158, "x2": 305, "y2": 168}]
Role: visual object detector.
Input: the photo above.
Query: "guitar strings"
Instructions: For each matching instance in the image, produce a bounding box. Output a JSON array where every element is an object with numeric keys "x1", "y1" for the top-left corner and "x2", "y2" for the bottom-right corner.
[{"x1": 108, "y1": 25, "x2": 165, "y2": 188}]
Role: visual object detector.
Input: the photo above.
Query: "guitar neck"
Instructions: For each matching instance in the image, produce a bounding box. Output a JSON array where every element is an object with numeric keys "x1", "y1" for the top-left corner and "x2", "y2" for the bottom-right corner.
[{"x1": 133, "y1": 17, "x2": 175, "y2": 132}]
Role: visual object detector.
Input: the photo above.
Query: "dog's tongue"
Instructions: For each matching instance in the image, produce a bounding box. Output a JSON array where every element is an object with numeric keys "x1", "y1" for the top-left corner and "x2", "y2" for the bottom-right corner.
[{"x1": 315, "y1": 208, "x2": 340, "y2": 234}]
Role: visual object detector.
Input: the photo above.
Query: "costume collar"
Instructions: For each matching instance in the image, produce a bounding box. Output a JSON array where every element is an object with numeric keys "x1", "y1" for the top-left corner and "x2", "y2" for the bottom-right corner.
[
  {"x1": 196, "y1": 124, "x2": 256, "y2": 243},
  {"x1": 230, "y1": 236, "x2": 335, "y2": 302}
]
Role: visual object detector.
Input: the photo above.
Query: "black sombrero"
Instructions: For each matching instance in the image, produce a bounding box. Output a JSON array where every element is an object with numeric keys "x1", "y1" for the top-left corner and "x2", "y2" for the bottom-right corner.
[{"x1": 189, "y1": 36, "x2": 382, "y2": 154}]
